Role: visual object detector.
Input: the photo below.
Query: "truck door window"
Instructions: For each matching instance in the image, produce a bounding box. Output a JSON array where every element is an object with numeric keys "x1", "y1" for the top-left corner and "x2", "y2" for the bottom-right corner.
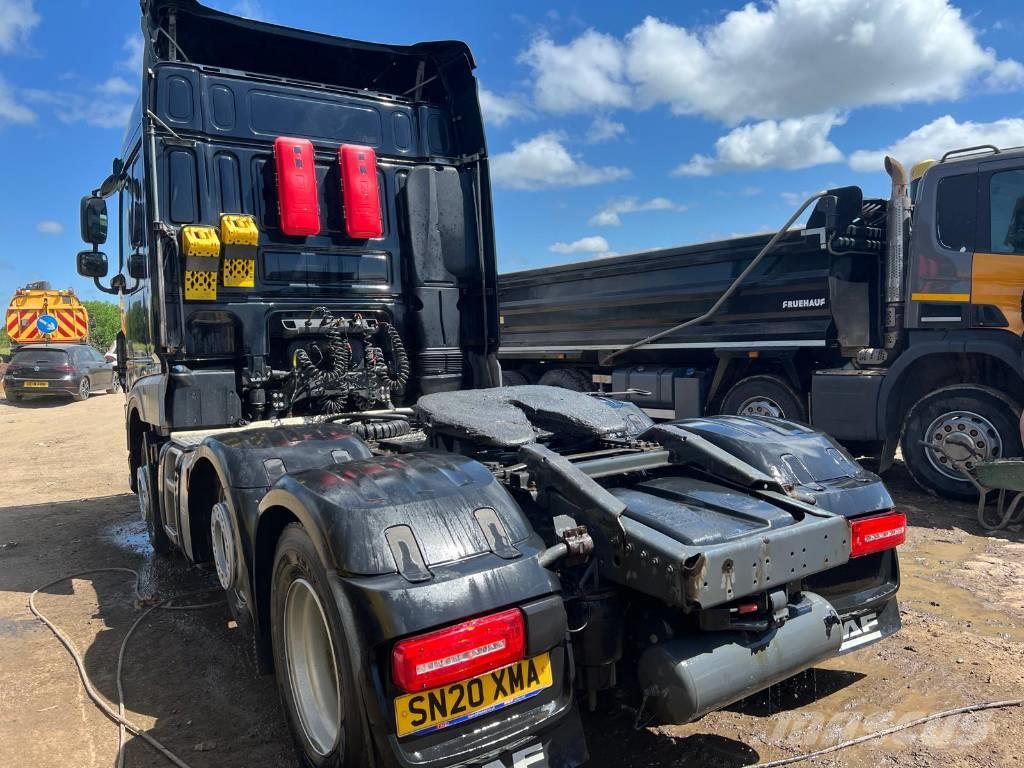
[
  {"x1": 935, "y1": 173, "x2": 977, "y2": 252},
  {"x1": 989, "y1": 169, "x2": 1024, "y2": 254}
]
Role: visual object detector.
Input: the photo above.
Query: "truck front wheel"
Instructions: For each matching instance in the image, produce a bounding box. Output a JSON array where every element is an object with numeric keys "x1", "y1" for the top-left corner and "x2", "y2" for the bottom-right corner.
[
  {"x1": 271, "y1": 523, "x2": 367, "y2": 767},
  {"x1": 900, "y1": 385, "x2": 1022, "y2": 501},
  {"x1": 720, "y1": 374, "x2": 807, "y2": 422}
]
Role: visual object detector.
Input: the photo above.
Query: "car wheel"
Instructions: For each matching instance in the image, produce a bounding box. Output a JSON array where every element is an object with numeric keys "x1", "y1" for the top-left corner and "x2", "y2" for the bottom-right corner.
[
  {"x1": 8, "y1": 393, "x2": 23, "y2": 404},
  {"x1": 720, "y1": 374, "x2": 807, "y2": 422},
  {"x1": 73, "y1": 377, "x2": 90, "y2": 402},
  {"x1": 501, "y1": 368, "x2": 529, "y2": 387},
  {"x1": 137, "y1": 433, "x2": 171, "y2": 555},
  {"x1": 900, "y1": 385, "x2": 1022, "y2": 501},
  {"x1": 271, "y1": 524, "x2": 367, "y2": 768},
  {"x1": 538, "y1": 367, "x2": 591, "y2": 392},
  {"x1": 107, "y1": 377, "x2": 122, "y2": 394}
]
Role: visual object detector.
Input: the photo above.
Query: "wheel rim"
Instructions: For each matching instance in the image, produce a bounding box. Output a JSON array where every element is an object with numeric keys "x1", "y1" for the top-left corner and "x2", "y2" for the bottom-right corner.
[
  {"x1": 80, "y1": 378, "x2": 89, "y2": 398},
  {"x1": 283, "y1": 578, "x2": 343, "y2": 756},
  {"x1": 210, "y1": 503, "x2": 234, "y2": 590},
  {"x1": 737, "y1": 395, "x2": 784, "y2": 418},
  {"x1": 923, "y1": 410, "x2": 1003, "y2": 482}
]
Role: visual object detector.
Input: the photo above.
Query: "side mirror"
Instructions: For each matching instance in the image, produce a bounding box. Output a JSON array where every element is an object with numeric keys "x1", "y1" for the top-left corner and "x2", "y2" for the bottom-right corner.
[
  {"x1": 127, "y1": 251, "x2": 148, "y2": 279},
  {"x1": 77, "y1": 249, "x2": 109, "y2": 278},
  {"x1": 80, "y1": 196, "x2": 108, "y2": 245}
]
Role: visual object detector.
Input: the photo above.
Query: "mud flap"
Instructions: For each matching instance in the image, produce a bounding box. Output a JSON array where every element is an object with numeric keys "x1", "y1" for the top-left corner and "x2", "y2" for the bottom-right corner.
[{"x1": 838, "y1": 596, "x2": 901, "y2": 655}]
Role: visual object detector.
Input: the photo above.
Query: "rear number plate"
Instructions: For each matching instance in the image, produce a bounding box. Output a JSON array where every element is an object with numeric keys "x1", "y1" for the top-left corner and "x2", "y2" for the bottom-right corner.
[
  {"x1": 24, "y1": 381, "x2": 48, "y2": 388},
  {"x1": 394, "y1": 653, "x2": 552, "y2": 738}
]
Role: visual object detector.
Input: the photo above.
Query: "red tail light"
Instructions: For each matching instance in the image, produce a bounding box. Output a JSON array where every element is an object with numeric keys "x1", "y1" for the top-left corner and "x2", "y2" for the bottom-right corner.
[
  {"x1": 849, "y1": 511, "x2": 906, "y2": 558},
  {"x1": 57, "y1": 363, "x2": 72, "y2": 372},
  {"x1": 392, "y1": 608, "x2": 526, "y2": 693}
]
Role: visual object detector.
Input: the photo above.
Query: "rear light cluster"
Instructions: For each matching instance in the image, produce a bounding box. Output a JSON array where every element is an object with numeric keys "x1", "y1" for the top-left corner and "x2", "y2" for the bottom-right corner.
[
  {"x1": 272, "y1": 137, "x2": 382, "y2": 240},
  {"x1": 849, "y1": 511, "x2": 906, "y2": 558},
  {"x1": 392, "y1": 608, "x2": 526, "y2": 693}
]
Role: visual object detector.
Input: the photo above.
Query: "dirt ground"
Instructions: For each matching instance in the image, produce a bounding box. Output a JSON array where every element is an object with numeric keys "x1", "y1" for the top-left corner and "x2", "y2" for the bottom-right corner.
[{"x1": 0, "y1": 393, "x2": 1021, "y2": 768}]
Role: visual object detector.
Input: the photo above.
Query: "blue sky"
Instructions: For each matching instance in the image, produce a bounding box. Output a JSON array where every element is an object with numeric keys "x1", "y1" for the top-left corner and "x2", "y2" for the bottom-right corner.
[{"x1": 1, "y1": 0, "x2": 1023, "y2": 302}]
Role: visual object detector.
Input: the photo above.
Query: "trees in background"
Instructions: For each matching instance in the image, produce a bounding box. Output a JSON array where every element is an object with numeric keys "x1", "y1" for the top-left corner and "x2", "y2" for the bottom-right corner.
[{"x1": 82, "y1": 300, "x2": 121, "y2": 353}]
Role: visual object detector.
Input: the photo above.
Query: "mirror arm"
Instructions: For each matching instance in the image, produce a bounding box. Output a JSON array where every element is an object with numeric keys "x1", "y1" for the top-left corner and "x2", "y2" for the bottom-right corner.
[{"x1": 92, "y1": 276, "x2": 121, "y2": 296}]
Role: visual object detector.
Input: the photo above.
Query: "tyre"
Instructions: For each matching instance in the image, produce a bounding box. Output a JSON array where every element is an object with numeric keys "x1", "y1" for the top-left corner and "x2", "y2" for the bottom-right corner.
[
  {"x1": 501, "y1": 368, "x2": 529, "y2": 387},
  {"x1": 271, "y1": 524, "x2": 367, "y2": 767},
  {"x1": 538, "y1": 367, "x2": 591, "y2": 392},
  {"x1": 8, "y1": 393, "x2": 22, "y2": 404},
  {"x1": 73, "y1": 377, "x2": 90, "y2": 402},
  {"x1": 719, "y1": 374, "x2": 807, "y2": 422},
  {"x1": 900, "y1": 385, "x2": 1022, "y2": 501},
  {"x1": 107, "y1": 377, "x2": 122, "y2": 394},
  {"x1": 137, "y1": 433, "x2": 170, "y2": 555}
]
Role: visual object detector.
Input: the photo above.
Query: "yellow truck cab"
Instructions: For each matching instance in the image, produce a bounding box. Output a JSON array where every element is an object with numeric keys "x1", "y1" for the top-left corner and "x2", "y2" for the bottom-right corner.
[{"x1": 5, "y1": 282, "x2": 89, "y2": 345}]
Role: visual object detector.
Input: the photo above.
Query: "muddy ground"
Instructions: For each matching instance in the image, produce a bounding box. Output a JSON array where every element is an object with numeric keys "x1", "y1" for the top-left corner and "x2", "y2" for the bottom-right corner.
[{"x1": 0, "y1": 394, "x2": 1021, "y2": 768}]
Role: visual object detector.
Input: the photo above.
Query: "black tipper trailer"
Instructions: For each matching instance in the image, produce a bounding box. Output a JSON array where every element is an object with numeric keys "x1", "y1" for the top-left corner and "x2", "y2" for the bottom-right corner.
[{"x1": 498, "y1": 192, "x2": 888, "y2": 419}]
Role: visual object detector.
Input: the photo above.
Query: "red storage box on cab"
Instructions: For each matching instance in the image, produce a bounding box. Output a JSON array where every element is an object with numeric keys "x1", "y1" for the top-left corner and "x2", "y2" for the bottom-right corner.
[
  {"x1": 339, "y1": 144, "x2": 383, "y2": 239},
  {"x1": 273, "y1": 136, "x2": 320, "y2": 236}
]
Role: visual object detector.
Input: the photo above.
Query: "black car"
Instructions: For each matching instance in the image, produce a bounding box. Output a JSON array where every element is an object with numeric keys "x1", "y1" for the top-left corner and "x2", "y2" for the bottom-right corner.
[{"x1": 3, "y1": 344, "x2": 117, "y2": 403}]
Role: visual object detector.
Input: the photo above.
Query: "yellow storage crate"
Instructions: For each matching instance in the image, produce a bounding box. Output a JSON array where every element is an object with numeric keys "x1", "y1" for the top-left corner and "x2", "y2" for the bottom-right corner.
[
  {"x1": 220, "y1": 214, "x2": 259, "y2": 288},
  {"x1": 181, "y1": 225, "x2": 221, "y2": 301}
]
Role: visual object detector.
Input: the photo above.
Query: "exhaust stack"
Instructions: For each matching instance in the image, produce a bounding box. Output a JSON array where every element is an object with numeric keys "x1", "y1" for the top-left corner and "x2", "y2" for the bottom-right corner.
[{"x1": 883, "y1": 155, "x2": 910, "y2": 351}]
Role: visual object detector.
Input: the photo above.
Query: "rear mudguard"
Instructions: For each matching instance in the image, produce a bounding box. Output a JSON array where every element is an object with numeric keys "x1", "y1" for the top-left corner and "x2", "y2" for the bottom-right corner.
[{"x1": 259, "y1": 452, "x2": 583, "y2": 768}]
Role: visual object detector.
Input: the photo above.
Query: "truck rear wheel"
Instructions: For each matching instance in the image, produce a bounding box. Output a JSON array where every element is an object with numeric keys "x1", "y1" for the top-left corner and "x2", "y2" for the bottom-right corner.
[
  {"x1": 137, "y1": 433, "x2": 170, "y2": 555},
  {"x1": 720, "y1": 375, "x2": 807, "y2": 422},
  {"x1": 538, "y1": 367, "x2": 591, "y2": 392},
  {"x1": 271, "y1": 523, "x2": 366, "y2": 768},
  {"x1": 900, "y1": 385, "x2": 1022, "y2": 501}
]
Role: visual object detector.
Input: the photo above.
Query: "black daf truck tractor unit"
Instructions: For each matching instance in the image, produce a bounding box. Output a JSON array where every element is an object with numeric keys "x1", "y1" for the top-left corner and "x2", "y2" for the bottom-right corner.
[
  {"x1": 76, "y1": 3, "x2": 905, "y2": 767},
  {"x1": 499, "y1": 148, "x2": 1024, "y2": 499}
]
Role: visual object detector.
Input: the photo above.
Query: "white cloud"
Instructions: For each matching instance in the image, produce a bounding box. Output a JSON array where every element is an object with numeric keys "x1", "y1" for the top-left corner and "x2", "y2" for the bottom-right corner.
[
  {"x1": 985, "y1": 59, "x2": 1024, "y2": 91},
  {"x1": 519, "y1": 30, "x2": 630, "y2": 113},
  {"x1": 0, "y1": 0, "x2": 39, "y2": 54},
  {"x1": 35, "y1": 220, "x2": 63, "y2": 235},
  {"x1": 228, "y1": 0, "x2": 271, "y2": 21},
  {"x1": 586, "y1": 116, "x2": 625, "y2": 144},
  {"x1": 675, "y1": 113, "x2": 845, "y2": 176},
  {"x1": 97, "y1": 77, "x2": 136, "y2": 97},
  {"x1": 0, "y1": 75, "x2": 34, "y2": 124},
  {"x1": 589, "y1": 197, "x2": 684, "y2": 226},
  {"x1": 491, "y1": 131, "x2": 630, "y2": 190},
  {"x1": 120, "y1": 34, "x2": 144, "y2": 73},
  {"x1": 478, "y1": 86, "x2": 528, "y2": 127},
  {"x1": 521, "y1": 1, "x2": 1022, "y2": 124},
  {"x1": 25, "y1": 87, "x2": 133, "y2": 129},
  {"x1": 549, "y1": 235, "x2": 614, "y2": 258},
  {"x1": 849, "y1": 115, "x2": 1024, "y2": 172}
]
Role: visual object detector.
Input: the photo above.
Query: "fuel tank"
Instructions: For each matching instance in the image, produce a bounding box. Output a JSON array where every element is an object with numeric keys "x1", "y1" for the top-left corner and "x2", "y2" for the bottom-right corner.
[{"x1": 637, "y1": 591, "x2": 843, "y2": 723}]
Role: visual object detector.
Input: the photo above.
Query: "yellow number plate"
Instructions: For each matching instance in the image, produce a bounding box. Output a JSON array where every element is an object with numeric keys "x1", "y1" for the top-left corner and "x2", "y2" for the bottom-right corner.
[
  {"x1": 394, "y1": 653, "x2": 552, "y2": 738},
  {"x1": 24, "y1": 381, "x2": 48, "y2": 388}
]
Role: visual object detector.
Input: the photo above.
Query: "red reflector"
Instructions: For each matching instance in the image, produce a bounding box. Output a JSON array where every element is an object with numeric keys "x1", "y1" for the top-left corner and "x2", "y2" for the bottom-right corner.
[
  {"x1": 849, "y1": 511, "x2": 906, "y2": 558},
  {"x1": 392, "y1": 608, "x2": 526, "y2": 693},
  {"x1": 735, "y1": 602, "x2": 759, "y2": 616},
  {"x1": 273, "y1": 136, "x2": 320, "y2": 236},
  {"x1": 339, "y1": 144, "x2": 383, "y2": 239}
]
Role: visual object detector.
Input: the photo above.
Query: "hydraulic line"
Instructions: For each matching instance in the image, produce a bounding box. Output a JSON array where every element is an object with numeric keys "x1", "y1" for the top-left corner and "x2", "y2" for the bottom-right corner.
[
  {"x1": 600, "y1": 191, "x2": 829, "y2": 366},
  {"x1": 29, "y1": 568, "x2": 223, "y2": 768}
]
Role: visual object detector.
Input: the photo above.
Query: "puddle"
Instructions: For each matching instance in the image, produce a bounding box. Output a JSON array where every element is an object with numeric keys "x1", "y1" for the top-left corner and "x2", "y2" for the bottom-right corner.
[
  {"x1": 100, "y1": 518, "x2": 151, "y2": 556},
  {"x1": 899, "y1": 536, "x2": 1024, "y2": 642}
]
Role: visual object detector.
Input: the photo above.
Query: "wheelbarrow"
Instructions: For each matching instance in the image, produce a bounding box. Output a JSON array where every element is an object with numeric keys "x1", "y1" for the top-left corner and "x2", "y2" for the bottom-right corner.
[{"x1": 923, "y1": 439, "x2": 1024, "y2": 530}]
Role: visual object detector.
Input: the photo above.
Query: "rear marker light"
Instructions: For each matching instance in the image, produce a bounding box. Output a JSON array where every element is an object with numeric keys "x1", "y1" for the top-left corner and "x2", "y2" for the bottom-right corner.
[
  {"x1": 392, "y1": 608, "x2": 526, "y2": 693},
  {"x1": 849, "y1": 511, "x2": 906, "y2": 558}
]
